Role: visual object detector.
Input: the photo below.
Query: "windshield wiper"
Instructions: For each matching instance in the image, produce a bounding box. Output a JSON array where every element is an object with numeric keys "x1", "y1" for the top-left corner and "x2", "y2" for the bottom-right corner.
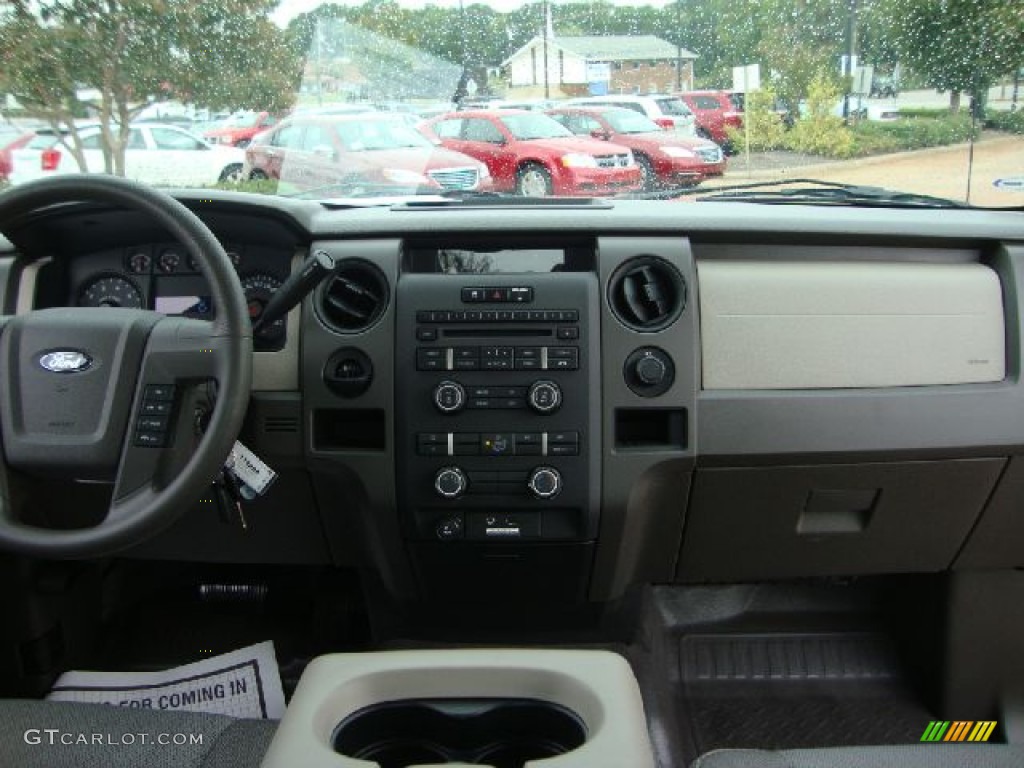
[{"x1": 686, "y1": 178, "x2": 969, "y2": 209}]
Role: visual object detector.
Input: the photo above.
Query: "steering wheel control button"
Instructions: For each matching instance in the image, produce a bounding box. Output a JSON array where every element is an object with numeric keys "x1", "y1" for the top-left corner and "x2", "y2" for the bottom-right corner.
[
  {"x1": 527, "y1": 380, "x2": 562, "y2": 414},
  {"x1": 624, "y1": 347, "x2": 676, "y2": 397},
  {"x1": 434, "y1": 467, "x2": 468, "y2": 499},
  {"x1": 144, "y1": 384, "x2": 175, "y2": 401},
  {"x1": 436, "y1": 516, "x2": 464, "y2": 540},
  {"x1": 434, "y1": 381, "x2": 466, "y2": 413},
  {"x1": 528, "y1": 467, "x2": 562, "y2": 499},
  {"x1": 134, "y1": 431, "x2": 165, "y2": 447},
  {"x1": 137, "y1": 415, "x2": 168, "y2": 432}
]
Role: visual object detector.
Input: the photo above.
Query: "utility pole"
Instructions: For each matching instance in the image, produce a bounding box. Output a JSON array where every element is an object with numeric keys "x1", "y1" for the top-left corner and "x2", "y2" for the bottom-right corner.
[
  {"x1": 843, "y1": 0, "x2": 857, "y2": 119},
  {"x1": 542, "y1": 0, "x2": 551, "y2": 99},
  {"x1": 675, "y1": 0, "x2": 682, "y2": 92}
]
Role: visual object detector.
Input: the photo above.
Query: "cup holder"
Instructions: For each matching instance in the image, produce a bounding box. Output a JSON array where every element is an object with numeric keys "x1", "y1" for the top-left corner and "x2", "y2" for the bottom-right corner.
[{"x1": 332, "y1": 697, "x2": 587, "y2": 768}]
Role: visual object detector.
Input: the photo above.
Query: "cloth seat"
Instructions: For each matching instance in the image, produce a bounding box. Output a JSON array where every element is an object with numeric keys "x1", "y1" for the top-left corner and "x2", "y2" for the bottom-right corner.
[
  {"x1": 691, "y1": 744, "x2": 1024, "y2": 768},
  {"x1": 0, "y1": 698, "x2": 277, "y2": 767}
]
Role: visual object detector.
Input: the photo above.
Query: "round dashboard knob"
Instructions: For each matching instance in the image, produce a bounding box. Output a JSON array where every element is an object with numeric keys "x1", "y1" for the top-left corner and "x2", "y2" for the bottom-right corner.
[
  {"x1": 635, "y1": 355, "x2": 667, "y2": 386},
  {"x1": 528, "y1": 467, "x2": 562, "y2": 499},
  {"x1": 434, "y1": 380, "x2": 466, "y2": 413},
  {"x1": 435, "y1": 467, "x2": 467, "y2": 499},
  {"x1": 527, "y1": 380, "x2": 562, "y2": 414}
]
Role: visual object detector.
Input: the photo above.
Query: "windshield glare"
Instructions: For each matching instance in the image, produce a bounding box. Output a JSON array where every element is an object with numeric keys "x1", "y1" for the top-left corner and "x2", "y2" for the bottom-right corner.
[
  {"x1": 335, "y1": 120, "x2": 433, "y2": 151},
  {"x1": 0, "y1": 0, "x2": 1021, "y2": 207},
  {"x1": 499, "y1": 113, "x2": 574, "y2": 141},
  {"x1": 603, "y1": 109, "x2": 662, "y2": 135}
]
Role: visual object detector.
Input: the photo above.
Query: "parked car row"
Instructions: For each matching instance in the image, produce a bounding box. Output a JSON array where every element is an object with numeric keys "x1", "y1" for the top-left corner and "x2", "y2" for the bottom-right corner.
[
  {"x1": 2, "y1": 93, "x2": 731, "y2": 196},
  {"x1": 7, "y1": 124, "x2": 245, "y2": 187},
  {"x1": 242, "y1": 104, "x2": 726, "y2": 198}
]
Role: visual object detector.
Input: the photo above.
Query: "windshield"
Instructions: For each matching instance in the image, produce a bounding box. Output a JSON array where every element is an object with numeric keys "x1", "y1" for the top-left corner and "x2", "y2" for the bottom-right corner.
[
  {"x1": 655, "y1": 98, "x2": 692, "y2": 117},
  {"x1": 335, "y1": 119, "x2": 434, "y2": 151},
  {"x1": 499, "y1": 113, "x2": 574, "y2": 141},
  {"x1": 0, "y1": 1, "x2": 1021, "y2": 207},
  {"x1": 603, "y1": 109, "x2": 662, "y2": 135}
]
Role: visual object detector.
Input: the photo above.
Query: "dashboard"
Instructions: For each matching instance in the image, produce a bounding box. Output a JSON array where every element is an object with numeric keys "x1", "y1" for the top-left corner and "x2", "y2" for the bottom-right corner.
[{"x1": 1, "y1": 192, "x2": 1023, "y2": 606}]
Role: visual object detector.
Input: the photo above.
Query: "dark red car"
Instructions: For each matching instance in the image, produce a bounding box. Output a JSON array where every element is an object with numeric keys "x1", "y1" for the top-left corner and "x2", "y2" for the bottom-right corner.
[
  {"x1": 244, "y1": 113, "x2": 492, "y2": 195},
  {"x1": 421, "y1": 110, "x2": 641, "y2": 197},
  {"x1": 677, "y1": 91, "x2": 743, "y2": 147},
  {"x1": 547, "y1": 106, "x2": 726, "y2": 191}
]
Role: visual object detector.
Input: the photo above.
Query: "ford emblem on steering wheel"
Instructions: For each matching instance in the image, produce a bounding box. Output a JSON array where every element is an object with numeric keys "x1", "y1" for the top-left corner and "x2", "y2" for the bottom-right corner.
[{"x1": 37, "y1": 350, "x2": 93, "y2": 373}]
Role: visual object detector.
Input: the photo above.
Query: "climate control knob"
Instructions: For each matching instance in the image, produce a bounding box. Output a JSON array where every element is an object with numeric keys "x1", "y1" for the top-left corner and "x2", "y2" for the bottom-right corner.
[
  {"x1": 434, "y1": 466, "x2": 468, "y2": 499},
  {"x1": 528, "y1": 466, "x2": 562, "y2": 499},
  {"x1": 433, "y1": 380, "x2": 466, "y2": 413},
  {"x1": 527, "y1": 380, "x2": 562, "y2": 414}
]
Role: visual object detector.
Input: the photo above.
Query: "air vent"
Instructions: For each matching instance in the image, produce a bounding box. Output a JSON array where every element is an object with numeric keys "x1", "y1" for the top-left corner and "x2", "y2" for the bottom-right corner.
[
  {"x1": 608, "y1": 256, "x2": 686, "y2": 332},
  {"x1": 262, "y1": 415, "x2": 299, "y2": 434},
  {"x1": 317, "y1": 259, "x2": 389, "y2": 333}
]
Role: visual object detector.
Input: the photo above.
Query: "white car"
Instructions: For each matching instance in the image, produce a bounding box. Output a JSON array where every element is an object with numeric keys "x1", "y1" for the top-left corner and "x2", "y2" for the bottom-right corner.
[
  {"x1": 564, "y1": 94, "x2": 697, "y2": 136},
  {"x1": 8, "y1": 123, "x2": 245, "y2": 187}
]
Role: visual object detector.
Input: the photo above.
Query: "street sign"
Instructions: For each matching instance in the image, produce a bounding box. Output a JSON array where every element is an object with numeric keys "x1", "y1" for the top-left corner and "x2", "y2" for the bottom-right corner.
[
  {"x1": 852, "y1": 65, "x2": 874, "y2": 96},
  {"x1": 586, "y1": 62, "x2": 611, "y2": 83},
  {"x1": 732, "y1": 64, "x2": 760, "y2": 94}
]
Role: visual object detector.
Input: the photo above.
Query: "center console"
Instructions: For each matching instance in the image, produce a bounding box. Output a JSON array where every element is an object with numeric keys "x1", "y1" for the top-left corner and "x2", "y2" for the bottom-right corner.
[
  {"x1": 395, "y1": 241, "x2": 601, "y2": 601},
  {"x1": 261, "y1": 649, "x2": 655, "y2": 768}
]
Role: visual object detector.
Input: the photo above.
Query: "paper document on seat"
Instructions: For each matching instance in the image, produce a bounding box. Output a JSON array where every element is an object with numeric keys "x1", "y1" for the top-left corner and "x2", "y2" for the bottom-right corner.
[{"x1": 46, "y1": 640, "x2": 285, "y2": 719}]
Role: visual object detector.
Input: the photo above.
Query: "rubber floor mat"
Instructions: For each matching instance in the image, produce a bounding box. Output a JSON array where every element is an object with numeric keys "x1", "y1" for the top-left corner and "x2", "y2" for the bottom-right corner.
[{"x1": 680, "y1": 633, "x2": 933, "y2": 752}]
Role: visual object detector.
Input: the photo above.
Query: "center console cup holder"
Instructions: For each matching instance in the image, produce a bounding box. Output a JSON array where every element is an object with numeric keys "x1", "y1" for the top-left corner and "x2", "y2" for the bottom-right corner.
[
  {"x1": 333, "y1": 698, "x2": 586, "y2": 768},
  {"x1": 260, "y1": 649, "x2": 655, "y2": 768}
]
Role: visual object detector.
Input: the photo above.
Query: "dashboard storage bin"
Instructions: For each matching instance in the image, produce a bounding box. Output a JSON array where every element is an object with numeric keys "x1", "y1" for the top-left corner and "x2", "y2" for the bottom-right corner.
[{"x1": 677, "y1": 458, "x2": 1004, "y2": 582}]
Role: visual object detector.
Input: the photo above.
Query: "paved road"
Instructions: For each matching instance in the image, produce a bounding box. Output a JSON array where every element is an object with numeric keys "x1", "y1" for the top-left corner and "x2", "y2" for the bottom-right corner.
[{"x1": 707, "y1": 134, "x2": 1024, "y2": 207}]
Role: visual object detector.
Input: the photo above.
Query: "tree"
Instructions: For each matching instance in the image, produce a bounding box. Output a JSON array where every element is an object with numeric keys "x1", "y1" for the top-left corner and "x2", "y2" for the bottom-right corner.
[
  {"x1": 0, "y1": 0, "x2": 300, "y2": 175},
  {"x1": 871, "y1": 0, "x2": 1024, "y2": 112}
]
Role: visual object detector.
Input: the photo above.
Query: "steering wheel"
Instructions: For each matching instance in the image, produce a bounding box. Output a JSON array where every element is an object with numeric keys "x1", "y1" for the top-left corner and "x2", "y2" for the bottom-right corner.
[{"x1": 0, "y1": 176, "x2": 252, "y2": 558}]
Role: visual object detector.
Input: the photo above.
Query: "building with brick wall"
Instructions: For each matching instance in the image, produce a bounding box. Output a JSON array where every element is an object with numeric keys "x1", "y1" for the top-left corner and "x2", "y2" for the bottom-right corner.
[{"x1": 502, "y1": 35, "x2": 696, "y2": 99}]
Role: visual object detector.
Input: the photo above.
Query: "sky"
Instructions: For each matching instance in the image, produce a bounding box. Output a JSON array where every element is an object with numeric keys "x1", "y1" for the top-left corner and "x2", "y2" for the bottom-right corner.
[{"x1": 271, "y1": 0, "x2": 673, "y2": 27}]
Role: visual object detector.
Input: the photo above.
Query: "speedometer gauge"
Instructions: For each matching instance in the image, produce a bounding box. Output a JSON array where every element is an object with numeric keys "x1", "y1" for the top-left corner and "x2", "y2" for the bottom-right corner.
[{"x1": 77, "y1": 275, "x2": 144, "y2": 308}]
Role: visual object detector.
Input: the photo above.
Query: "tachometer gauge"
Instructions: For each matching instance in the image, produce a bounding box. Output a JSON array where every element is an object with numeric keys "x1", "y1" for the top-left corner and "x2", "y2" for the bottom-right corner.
[
  {"x1": 242, "y1": 273, "x2": 284, "y2": 340},
  {"x1": 77, "y1": 275, "x2": 144, "y2": 308}
]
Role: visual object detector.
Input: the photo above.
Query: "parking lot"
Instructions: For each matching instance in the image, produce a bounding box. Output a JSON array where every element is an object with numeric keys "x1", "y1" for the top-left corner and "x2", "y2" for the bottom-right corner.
[{"x1": 705, "y1": 133, "x2": 1024, "y2": 207}]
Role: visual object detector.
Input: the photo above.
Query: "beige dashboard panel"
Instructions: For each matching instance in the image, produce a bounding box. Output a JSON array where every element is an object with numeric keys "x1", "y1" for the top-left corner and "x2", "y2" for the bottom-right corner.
[{"x1": 698, "y1": 260, "x2": 1006, "y2": 389}]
